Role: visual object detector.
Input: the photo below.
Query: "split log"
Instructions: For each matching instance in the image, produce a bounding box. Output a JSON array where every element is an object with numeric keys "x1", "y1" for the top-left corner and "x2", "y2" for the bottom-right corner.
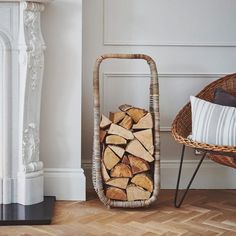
[
  {"x1": 101, "y1": 162, "x2": 110, "y2": 182},
  {"x1": 100, "y1": 114, "x2": 112, "y2": 129},
  {"x1": 126, "y1": 184, "x2": 151, "y2": 201},
  {"x1": 106, "y1": 178, "x2": 129, "y2": 189},
  {"x1": 100, "y1": 129, "x2": 106, "y2": 143},
  {"x1": 110, "y1": 163, "x2": 133, "y2": 178},
  {"x1": 119, "y1": 104, "x2": 132, "y2": 112},
  {"x1": 100, "y1": 104, "x2": 155, "y2": 203},
  {"x1": 108, "y1": 123, "x2": 134, "y2": 140},
  {"x1": 126, "y1": 139, "x2": 154, "y2": 162},
  {"x1": 119, "y1": 115, "x2": 133, "y2": 130},
  {"x1": 109, "y1": 111, "x2": 126, "y2": 124},
  {"x1": 103, "y1": 147, "x2": 120, "y2": 170},
  {"x1": 148, "y1": 146, "x2": 154, "y2": 156},
  {"x1": 126, "y1": 107, "x2": 147, "y2": 123},
  {"x1": 106, "y1": 135, "x2": 127, "y2": 145},
  {"x1": 106, "y1": 187, "x2": 127, "y2": 201},
  {"x1": 133, "y1": 113, "x2": 153, "y2": 129},
  {"x1": 128, "y1": 155, "x2": 150, "y2": 174},
  {"x1": 134, "y1": 129, "x2": 154, "y2": 155},
  {"x1": 131, "y1": 174, "x2": 153, "y2": 192},
  {"x1": 109, "y1": 145, "x2": 125, "y2": 158},
  {"x1": 122, "y1": 155, "x2": 130, "y2": 165}
]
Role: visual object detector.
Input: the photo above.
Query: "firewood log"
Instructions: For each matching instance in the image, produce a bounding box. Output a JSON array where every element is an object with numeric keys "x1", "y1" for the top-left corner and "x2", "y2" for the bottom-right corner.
[
  {"x1": 119, "y1": 104, "x2": 132, "y2": 112},
  {"x1": 133, "y1": 113, "x2": 153, "y2": 129},
  {"x1": 109, "y1": 145, "x2": 125, "y2": 158},
  {"x1": 108, "y1": 124, "x2": 134, "y2": 140},
  {"x1": 106, "y1": 135, "x2": 127, "y2": 145},
  {"x1": 134, "y1": 129, "x2": 154, "y2": 155},
  {"x1": 101, "y1": 162, "x2": 110, "y2": 182},
  {"x1": 106, "y1": 178, "x2": 129, "y2": 189},
  {"x1": 126, "y1": 139, "x2": 154, "y2": 162},
  {"x1": 119, "y1": 115, "x2": 133, "y2": 130},
  {"x1": 100, "y1": 129, "x2": 107, "y2": 143},
  {"x1": 103, "y1": 147, "x2": 120, "y2": 170},
  {"x1": 106, "y1": 187, "x2": 127, "y2": 201},
  {"x1": 110, "y1": 163, "x2": 133, "y2": 178},
  {"x1": 122, "y1": 155, "x2": 130, "y2": 165},
  {"x1": 128, "y1": 155, "x2": 150, "y2": 174},
  {"x1": 109, "y1": 111, "x2": 126, "y2": 124},
  {"x1": 148, "y1": 146, "x2": 154, "y2": 156},
  {"x1": 100, "y1": 114, "x2": 112, "y2": 129},
  {"x1": 126, "y1": 107, "x2": 147, "y2": 123},
  {"x1": 126, "y1": 184, "x2": 151, "y2": 201},
  {"x1": 131, "y1": 173, "x2": 153, "y2": 192},
  {"x1": 100, "y1": 105, "x2": 155, "y2": 203}
]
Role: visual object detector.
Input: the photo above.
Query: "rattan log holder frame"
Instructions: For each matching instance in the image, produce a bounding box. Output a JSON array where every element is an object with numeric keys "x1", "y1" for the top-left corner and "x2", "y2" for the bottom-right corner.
[{"x1": 92, "y1": 54, "x2": 160, "y2": 208}]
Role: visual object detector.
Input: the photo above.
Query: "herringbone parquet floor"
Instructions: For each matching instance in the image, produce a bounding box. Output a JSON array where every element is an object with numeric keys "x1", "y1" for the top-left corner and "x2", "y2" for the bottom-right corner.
[{"x1": 0, "y1": 190, "x2": 235, "y2": 236}]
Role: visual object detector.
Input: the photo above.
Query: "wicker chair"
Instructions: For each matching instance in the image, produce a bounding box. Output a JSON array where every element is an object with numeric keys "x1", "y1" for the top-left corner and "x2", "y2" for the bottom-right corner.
[{"x1": 172, "y1": 73, "x2": 236, "y2": 208}]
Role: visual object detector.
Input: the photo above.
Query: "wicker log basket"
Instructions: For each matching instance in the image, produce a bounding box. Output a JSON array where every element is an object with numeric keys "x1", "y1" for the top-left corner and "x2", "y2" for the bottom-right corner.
[
  {"x1": 172, "y1": 73, "x2": 236, "y2": 168},
  {"x1": 92, "y1": 54, "x2": 160, "y2": 208}
]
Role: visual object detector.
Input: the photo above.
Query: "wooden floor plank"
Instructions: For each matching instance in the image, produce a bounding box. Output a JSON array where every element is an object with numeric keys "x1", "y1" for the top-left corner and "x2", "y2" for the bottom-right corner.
[{"x1": 0, "y1": 190, "x2": 235, "y2": 236}]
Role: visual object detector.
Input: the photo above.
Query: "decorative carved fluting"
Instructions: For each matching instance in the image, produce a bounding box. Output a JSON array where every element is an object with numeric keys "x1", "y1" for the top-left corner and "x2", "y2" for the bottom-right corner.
[
  {"x1": 24, "y1": 2, "x2": 45, "y2": 90},
  {"x1": 19, "y1": 2, "x2": 45, "y2": 173},
  {"x1": 22, "y1": 123, "x2": 43, "y2": 173}
]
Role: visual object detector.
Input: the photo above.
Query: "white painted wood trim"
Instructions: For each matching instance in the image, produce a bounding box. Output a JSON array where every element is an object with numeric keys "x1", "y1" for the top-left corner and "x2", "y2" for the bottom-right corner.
[
  {"x1": 103, "y1": 0, "x2": 236, "y2": 47},
  {"x1": 103, "y1": 72, "x2": 226, "y2": 79},
  {"x1": 103, "y1": 41, "x2": 236, "y2": 47},
  {"x1": 44, "y1": 168, "x2": 86, "y2": 201}
]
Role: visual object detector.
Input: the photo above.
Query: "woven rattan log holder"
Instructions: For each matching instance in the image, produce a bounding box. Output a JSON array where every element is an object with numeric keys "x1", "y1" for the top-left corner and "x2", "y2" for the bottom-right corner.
[{"x1": 92, "y1": 54, "x2": 160, "y2": 208}]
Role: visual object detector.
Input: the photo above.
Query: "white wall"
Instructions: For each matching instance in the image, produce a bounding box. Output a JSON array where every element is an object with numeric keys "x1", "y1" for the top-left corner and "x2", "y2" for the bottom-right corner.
[
  {"x1": 40, "y1": 0, "x2": 85, "y2": 200},
  {"x1": 82, "y1": 0, "x2": 236, "y2": 190}
]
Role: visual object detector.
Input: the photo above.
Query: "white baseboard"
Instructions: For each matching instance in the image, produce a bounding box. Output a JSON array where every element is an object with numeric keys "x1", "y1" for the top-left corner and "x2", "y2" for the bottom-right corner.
[
  {"x1": 82, "y1": 159, "x2": 236, "y2": 190},
  {"x1": 44, "y1": 168, "x2": 86, "y2": 201},
  {"x1": 160, "y1": 160, "x2": 236, "y2": 189}
]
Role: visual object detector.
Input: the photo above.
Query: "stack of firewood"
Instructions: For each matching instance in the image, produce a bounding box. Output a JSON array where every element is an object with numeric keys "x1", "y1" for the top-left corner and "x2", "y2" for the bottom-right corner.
[{"x1": 100, "y1": 104, "x2": 154, "y2": 201}]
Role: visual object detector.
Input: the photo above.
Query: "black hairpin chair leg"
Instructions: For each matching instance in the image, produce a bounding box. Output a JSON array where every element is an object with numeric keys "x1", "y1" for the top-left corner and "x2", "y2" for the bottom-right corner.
[{"x1": 174, "y1": 145, "x2": 206, "y2": 208}]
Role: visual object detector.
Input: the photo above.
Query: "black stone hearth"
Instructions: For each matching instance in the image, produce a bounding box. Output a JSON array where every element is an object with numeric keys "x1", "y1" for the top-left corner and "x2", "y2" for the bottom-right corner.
[{"x1": 0, "y1": 196, "x2": 55, "y2": 225}]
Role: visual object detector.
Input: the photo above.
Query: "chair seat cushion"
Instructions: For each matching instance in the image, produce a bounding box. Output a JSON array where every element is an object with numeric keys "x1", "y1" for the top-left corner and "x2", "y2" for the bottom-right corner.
[
  {"x1": 214, "y1": 88, "x2": 236, "y2": 107},
  {"x1": 190, "y1": 96, "x2": 236, "y2": 146}
]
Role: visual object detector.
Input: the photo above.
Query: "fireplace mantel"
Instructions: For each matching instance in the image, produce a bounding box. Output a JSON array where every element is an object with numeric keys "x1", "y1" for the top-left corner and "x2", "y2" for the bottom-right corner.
[
  {"x1": 0, "y1": 0, "x2": 53, "y2": 2},
  {"x1": 0, "y1": 0, "x2": 51, "y2": 205}
]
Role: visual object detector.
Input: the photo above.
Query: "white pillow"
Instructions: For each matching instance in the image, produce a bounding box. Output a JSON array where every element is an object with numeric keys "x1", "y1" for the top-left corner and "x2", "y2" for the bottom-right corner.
[{"x1": 190, "y1": 96, "x2": 236, "y2": 146}]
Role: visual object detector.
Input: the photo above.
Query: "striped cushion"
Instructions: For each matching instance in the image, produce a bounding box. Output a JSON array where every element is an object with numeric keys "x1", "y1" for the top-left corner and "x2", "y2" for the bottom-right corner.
[{"x1": 190, "y1": 96, "x2": 236, "y2": 146}]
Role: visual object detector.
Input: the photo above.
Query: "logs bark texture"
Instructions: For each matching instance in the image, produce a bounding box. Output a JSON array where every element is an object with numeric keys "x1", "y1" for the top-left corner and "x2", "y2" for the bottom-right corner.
[{"x1": 100, "y1": 104, "x2": 155, "y2": 202}]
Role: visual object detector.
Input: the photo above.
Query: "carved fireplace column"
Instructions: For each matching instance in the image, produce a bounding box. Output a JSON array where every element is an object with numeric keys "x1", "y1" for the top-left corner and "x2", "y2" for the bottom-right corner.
[
  {"x1": 18, "y1": 0, "x2": 49, "y2": 205},
  {"x1": 0, "y1": 0, "x2": 52, "y2": 206}
]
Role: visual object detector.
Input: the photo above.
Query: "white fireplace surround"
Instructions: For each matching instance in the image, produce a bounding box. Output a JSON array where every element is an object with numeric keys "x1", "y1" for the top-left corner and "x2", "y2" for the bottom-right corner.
[{"x1": 0, "y1": 0, "x2": 86, "y2": 205}]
